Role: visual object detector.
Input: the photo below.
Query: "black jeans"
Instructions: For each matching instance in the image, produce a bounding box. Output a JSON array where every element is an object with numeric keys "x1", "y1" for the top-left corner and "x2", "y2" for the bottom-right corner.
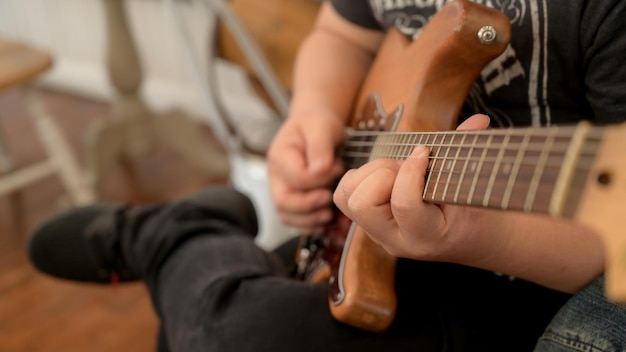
[{"x1": 114, "y1": 186, "x2": 569, "y2": 352}]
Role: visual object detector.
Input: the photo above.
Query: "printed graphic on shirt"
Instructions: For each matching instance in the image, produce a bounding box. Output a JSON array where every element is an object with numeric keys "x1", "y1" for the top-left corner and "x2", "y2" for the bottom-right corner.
[{"x1": 368, "y1": 0, "x2": 550, "y2": 127}]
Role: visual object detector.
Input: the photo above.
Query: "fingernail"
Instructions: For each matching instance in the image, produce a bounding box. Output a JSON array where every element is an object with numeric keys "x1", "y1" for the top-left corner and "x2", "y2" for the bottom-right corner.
[{"x1": 411, "y1": 145, "x2": 429, "y2": 158}]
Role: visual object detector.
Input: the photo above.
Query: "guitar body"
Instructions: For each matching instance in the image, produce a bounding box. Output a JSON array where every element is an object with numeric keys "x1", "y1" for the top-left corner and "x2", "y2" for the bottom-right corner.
[{"x1": 296, "y1": 0, "x2": 512, "y2": 332}]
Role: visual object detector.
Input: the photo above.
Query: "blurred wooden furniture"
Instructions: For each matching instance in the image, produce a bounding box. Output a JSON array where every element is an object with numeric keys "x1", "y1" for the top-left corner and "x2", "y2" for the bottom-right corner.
[
  {"x1": 217, "y1": 0, "x2": 320, "y2": 95},
  {"x1": 0, "y1": 38, "x2": 95, "y2": 205},
  {"x1": 206, "y1": 0, "x2": 320, "y2": 155},
  {"x1": 85, "y1": 0, "x2": 230, "y2": 194}
]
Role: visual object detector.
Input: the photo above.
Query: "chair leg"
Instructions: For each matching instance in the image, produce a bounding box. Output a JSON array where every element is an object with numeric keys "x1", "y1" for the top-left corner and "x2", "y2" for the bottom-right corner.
[
  {"x1": 84, "y1": 0, "x2": 231, "y2": 194},
  {"x1": 26, "y1": 87, "x2": 96, "y2": 206},
  {"x1": 0, "y1": 124, "x2": 14, "y2": 173}
]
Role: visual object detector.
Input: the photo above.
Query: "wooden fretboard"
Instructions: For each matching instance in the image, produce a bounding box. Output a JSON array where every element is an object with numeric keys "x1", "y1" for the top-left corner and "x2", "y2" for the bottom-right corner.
[{"x1": 341, "y1": 122, "x2": 604, "y2": 218}]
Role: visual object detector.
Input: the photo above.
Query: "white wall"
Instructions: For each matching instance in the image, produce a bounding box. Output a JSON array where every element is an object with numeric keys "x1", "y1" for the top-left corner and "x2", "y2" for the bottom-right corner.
[{"x1": 0, "y1": 0, "x2": 215, "y2": 121}]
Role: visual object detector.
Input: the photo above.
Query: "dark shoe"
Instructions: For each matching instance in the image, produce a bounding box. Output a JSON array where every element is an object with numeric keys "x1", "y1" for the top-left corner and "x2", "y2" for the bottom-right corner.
[{"x1": 27, "y1": 203, "x2": 139, "y2": 284}]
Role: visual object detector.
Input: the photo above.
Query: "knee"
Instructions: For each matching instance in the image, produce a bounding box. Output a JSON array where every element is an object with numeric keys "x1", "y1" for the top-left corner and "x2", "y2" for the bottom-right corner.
[
  {"x1": 535, "y1": 276, "x2": 626, "y2": 352},
  {"x1": 181, "y1": 186, "x2": 259, "y2": 236}
]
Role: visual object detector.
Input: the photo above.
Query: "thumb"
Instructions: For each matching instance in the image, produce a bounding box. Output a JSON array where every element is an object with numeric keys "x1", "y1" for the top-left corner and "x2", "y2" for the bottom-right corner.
[{"x1": 457, "y1": 114, "x2": 490, "y2": 131}]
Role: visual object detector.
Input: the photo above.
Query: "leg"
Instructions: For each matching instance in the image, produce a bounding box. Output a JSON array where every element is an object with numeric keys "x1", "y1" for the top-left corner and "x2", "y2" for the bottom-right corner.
[
  {"x1": 120, "y1": 187, "x2": 442, "y2": 352},
  {"x1": 28, "y1": 186, "x2": 568, "y2": 352},
  {"x1": 27, "y1": 186, "x2": 442, "y2": 351},
  {"x1": 139, "y1": 206, "x2": 567, "y2": 352},
  {"x1": 534, "y1": 275, "x2": 626, "y2": 352}
]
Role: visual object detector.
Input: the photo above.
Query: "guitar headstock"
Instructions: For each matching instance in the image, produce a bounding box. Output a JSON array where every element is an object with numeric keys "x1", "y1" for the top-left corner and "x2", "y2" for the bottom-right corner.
[{"x1": 574, "y1": 122, "x2": 626, "y2": 303}]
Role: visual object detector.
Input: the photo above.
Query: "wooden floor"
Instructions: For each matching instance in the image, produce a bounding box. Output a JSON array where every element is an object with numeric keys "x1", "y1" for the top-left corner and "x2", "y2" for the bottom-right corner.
[{"x1": 0, "y1": 88, "x2": 228, "y2": 351}]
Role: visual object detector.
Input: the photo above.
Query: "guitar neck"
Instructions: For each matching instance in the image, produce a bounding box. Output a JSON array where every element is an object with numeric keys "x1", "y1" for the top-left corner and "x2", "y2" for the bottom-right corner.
[{"x1": 342, "y1": 122, "x2": 605, "y2": 218}]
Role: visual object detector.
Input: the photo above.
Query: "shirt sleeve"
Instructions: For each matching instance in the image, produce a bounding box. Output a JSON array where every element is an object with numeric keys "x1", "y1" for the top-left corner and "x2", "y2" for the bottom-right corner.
[
  {"x1": 580, "y1": 0, "x2": 626, "y2": 124},
  {"x1": 329, "y1": 0, "x2": 382, "y2": 30}
]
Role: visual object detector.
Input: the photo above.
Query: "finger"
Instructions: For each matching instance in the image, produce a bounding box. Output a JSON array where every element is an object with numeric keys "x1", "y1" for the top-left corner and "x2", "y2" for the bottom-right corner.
[
  {"x1": 391, "y1": 145, "x2": 442, "y2": 234},
  {"x1": 268, "y1": 140, "x2": 322, "y2": 190},
  {"x1": 279, "y1": 206, "x2": 334, "y2": 232},
  {"x1": 268, "y1": 119, "x2": 341, "y2": 186},
  {"x1": 334, "y1": 162, "x2": 400, "y2": 238},
  {"x1": 272, "y1": 180, "x2": 333, "y2": 214},
  {"x1": 270, "y1": 147, "x2": 344, "y2": 192},
  {"x1": 333, "y1": 159, "x2": 399, "y2": 215},
  {"x1": 304, "y1": 117, "x2": 345, "y2": 174},
  {"x1": 457, "y1": 114, "x2": 490, "y2": 131}
]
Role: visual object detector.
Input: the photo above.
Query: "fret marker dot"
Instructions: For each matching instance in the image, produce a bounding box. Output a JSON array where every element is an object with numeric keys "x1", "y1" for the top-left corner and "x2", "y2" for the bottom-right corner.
[{"x1": 597, "y1": 172, "x2": 611, "y2": 186}]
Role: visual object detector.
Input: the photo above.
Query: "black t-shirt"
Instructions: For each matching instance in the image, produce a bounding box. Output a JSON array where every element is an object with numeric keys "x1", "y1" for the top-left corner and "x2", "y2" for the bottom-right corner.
[{"x1": 330, "y1": 0, "x2": 626, "y2": 127}]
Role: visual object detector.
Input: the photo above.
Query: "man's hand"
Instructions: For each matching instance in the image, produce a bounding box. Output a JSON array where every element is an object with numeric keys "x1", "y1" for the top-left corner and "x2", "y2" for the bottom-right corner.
[
  {"x1": 267, "y1": 110, "x2": 345, "y2": 235},
  {"x1": 333, "y1": 114, "x2": 494, "y2": 262}
]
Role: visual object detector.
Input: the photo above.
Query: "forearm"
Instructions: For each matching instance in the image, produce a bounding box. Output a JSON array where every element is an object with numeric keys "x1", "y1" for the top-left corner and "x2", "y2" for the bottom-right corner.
[
  {"x1": 288, "y1": 3, "x2": 383, "y2": 123},
  {"x1": 466, "y1": 209, "x2": 605, "y2": 293}
]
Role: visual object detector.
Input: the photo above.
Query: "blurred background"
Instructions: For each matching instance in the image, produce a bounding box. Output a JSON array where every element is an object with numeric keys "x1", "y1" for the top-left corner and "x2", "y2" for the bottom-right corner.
[{"x1": 0, "y1": 0, "x2": 319, "y2": 350}]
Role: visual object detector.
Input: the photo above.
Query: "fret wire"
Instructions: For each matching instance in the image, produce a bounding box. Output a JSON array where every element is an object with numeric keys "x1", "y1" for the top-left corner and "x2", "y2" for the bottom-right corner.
[
  {"x1": 376, "y1": 134, "x2": 384, "y2": 161},
  {"x1": 345, "y1": 134, "x2": 593, "y2": 147},
  {"x1": 412, "y1": 133, "x2": 421, "y2": 156},
  {"x1": 428, "y1": 134, "x2": 446, "y2": 201},
  {"x1": 454, "y1": 133, "x2": 479, "y2": 204},
  {"x1": 343, "y1": 146, "x2": 602, "y2": 158},
  {"x1": 524, "y1": 128, "x2": 557, "y2": 212},
  {"x1": 345, "y1": 127, "x2": 605, "y2": 148},
  {"x1": 501, "y1": 130, "x2": 531, "y2": 209},
  {"x1": 401, "y1": 134, "x2": 411, "y2": 159},
  {"x1": 424, "y1": 160, "x2": 626, "y2": 201},
  {"x1": 467, "y1": 134, "x2": 493, "y2": 205},
  {"x1": 346, "y1": 125, "x2": 605, "y2": 139},
  {"x1": 382, "y1": 133, "x2": 390, "y2": 161},
  {"x1": 345, "y1": 126, "x2": 626, "y2": 213},
  {"x1": 392, "y1": 133, "x2": 401, "y2": 160},
  {"x1": 404, "y1": 134, "x2": 412, "y2": 159},
  {"x1": 369, "y1": 135, "x2": 377, "y2": 161},
  {"x1": 343, "y1": 152, "x2": 603, "y2": 170},
  {"x1": 354, "y1": 125, "x2": 616, "y2": 209},
  {"x1": 401, "y1": 134, "x2": 410, "y2": 159},
  {"x1": 346, "y1": 133, "x2": 586, "y2": 160},
  {"x1": 409, "y1": 133, "x2": 418, "y2": 157},
  {"x1": 442, "y1": 133, "x2": 462, "y2": 202},
  {"x1": 422, "y1": 134, "x2": 434, "y2": 198},
  {"x1": 393, "y1": 133, "x2": 401, "y2": 160},
  {"x1": 397, "y1": 134, "x2": 405, "y2": 159},
  {"x1": 368, "y1": 136, "x2": 384, "y2": 161},
  {"x1": 401, "y1": 134, "x2": 412, "y2": 159},
  {"x1": 418, "y1": 133, "x2": 426, "y2": 147},
  {"x1": 344, "y1": 140, "x2": 583, "y2": 153},
  {"x1": 357, "y1": 126, "x2": 600, "y2": 138},
  {"x1": 425, "y1": 160, "x2": 573, "y2": 177},
  {"x1": 425, "y1": 156, "x2": 605, "y2": 176},
  {"x1": 482, "y1": 132, "x2": 510, "y2": 207},
  {"x1": 401, "y1": 134, "x2": 409, "y2": 159}
]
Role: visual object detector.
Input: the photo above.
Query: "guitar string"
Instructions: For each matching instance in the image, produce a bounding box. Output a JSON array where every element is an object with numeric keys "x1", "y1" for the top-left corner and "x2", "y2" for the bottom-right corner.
[
  {"x1": 339, "y1": 131, "x2": 622, "y2": 170},
  {"x1": 341, "y1": 135, "x2": 604, "y2": 152},
  {"x1": 337, "y1": 129, "x2": 616, "y2": 210},
  {"x1": 341, "y1": 127, "x2": 607, "y2": 156},
  {"x1": 344, "y1": 125, "x2": 605, "y2": 138},
  {"x1": 342, "y1": 144, "x2": 604, "y2": 167}
]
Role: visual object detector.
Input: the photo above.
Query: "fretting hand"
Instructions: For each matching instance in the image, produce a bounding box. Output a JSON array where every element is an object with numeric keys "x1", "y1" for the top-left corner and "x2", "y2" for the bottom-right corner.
[{"x1": 333, "y1": 114, "x2": 501, "y2": 264}]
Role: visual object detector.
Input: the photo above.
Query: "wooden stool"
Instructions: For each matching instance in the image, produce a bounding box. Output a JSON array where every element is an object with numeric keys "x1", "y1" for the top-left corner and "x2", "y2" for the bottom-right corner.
[{"x1": 0, "y1": 38, "x2": 95, "y2": 205}]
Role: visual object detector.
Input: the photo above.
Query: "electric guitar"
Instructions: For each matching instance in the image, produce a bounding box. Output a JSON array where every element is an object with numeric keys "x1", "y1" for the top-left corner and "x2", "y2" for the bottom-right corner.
[{"x1": 294, "y1": 0, "x2": 513, "y2": 333}]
